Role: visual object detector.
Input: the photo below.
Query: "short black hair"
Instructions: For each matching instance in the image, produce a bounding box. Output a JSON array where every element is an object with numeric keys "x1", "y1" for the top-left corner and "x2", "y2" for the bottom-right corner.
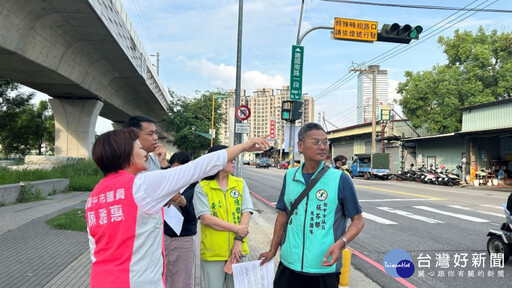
[
  {"x1": 334, "y1": 155, "x2": 347, "y2": 165},
  {"x1": 92, "y1": 129, "x2": 139, "y2": 176},
  {"x1": 203, "y1": 144, "x2": 228, "y2": 180},
  {"x1": 169, "y1": 151, "x2": 191, "y2": 166},
  {"x1": 298, "y1": 122, "x2": 325, "y2": 141},
  {"x1": 123, "y1": 115, "x2": 155, "y2": 130}
]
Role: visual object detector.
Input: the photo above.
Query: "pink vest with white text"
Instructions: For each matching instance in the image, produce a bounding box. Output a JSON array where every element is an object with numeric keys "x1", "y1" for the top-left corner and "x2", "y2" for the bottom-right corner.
[{"x1": 86, "y1": 170, "x2": 165, "y2": 288}]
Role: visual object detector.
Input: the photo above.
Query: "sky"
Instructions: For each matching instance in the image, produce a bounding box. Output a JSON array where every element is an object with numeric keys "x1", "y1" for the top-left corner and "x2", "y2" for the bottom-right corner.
[{"x1": 31, "y1": 0, "x2": 512, "y2": 133}]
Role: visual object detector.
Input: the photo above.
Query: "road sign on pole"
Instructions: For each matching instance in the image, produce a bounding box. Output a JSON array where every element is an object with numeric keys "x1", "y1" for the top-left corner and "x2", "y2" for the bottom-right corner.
[
  {"x1": 235, "y1": 105, "x2": 251, "y2": 121},
  {"x1": 289, "y1": 45, "x2": 304, "y2": 101},
  {"x1": 235, "y1": 123, "x2": 250, "y2": 134},
  {"x1": 333, "y1": 17, "x2": 378, "y2": 42}
]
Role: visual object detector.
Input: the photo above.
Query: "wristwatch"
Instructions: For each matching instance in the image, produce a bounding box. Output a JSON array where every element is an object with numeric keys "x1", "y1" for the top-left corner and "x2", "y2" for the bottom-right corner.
[
  {"x1": 234, "y1": 235, "x2": 244, "y2": 243},
  {"x1": 161, "y1": 164, "x2": 171, "y2": 170},
  {"x1": 341, "y1": 237, "x2": 348, "y2": 249}
]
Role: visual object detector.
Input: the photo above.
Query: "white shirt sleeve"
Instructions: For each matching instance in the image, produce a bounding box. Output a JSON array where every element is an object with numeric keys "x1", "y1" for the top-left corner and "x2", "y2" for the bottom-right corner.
[{"x1": 133, "y1": 150, "x2": 228, "y2": 214}]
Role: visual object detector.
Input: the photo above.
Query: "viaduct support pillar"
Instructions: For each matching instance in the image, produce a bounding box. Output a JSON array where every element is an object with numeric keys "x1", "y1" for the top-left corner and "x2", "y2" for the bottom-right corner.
[{"x1": 49, "y1": 98, "x2": 103, "y2": 158}]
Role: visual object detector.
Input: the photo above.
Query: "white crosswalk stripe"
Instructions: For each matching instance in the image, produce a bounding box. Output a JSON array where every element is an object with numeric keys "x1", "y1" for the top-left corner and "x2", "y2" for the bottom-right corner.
[
  {"x1": 479, "y1": 204, "x2": 504, "y2": 210},
  {"x1": 377, "y1": 207, "x2": 443, "y2": 223},
  {"x1": 413, "y1": 206, "x2": 490, "y2": 223},
  {"x1": 363, "y1": 204, "x2": 498, "y2": 225},
  {"x1": 362, "y1": 212, "x2": 397, "y2": 225},
  {"x1": 447, "y1": 205, "x2": 505, "y2": 217}
]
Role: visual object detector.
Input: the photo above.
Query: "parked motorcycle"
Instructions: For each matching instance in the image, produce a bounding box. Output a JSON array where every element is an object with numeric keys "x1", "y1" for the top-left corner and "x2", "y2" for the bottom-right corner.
[
  {"x1": 445, "y1": 165, "x2": 462, "y2": 187},
  {"x1": 434, "y1": 165, "x2": 449, "y2": 185},
  {"x1": 396, "y1": 163, "x2": 416, "y2": 182},
  {"x1": 487, "y1": 204, "x2": 512, "y2": 263}
]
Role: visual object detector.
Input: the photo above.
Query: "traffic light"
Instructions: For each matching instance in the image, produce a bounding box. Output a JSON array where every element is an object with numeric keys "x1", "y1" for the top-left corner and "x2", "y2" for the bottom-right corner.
[
  {"x1": 281, "y1": 100, "x2": 303, "y2": 122},
  {"x1": 377, "y1": 23, "x2": 423, "y2": 44}
]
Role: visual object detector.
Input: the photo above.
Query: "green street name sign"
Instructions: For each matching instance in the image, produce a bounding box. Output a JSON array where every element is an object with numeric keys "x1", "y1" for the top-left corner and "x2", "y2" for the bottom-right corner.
[{"x1": 289, "y1": 45, "x2": 304, "y2": 101}]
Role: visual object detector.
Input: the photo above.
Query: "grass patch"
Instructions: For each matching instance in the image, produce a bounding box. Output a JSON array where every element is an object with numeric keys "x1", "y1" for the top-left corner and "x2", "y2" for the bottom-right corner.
[
  {"x1": 46, "y1": 208, "x2": 87, "y2": 232},
  {"x1": 0, "y1": 159, "x2": 103, "y2": 191}
]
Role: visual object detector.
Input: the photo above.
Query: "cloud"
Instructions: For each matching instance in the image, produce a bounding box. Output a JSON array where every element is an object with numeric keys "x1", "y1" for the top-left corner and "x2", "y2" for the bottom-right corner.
[
  {"x1": 184, "y1": 58, "x2": 286, "y2": 93},
  {"x1": 388, "y1": 78, "x2": 401, "y2": 104}
]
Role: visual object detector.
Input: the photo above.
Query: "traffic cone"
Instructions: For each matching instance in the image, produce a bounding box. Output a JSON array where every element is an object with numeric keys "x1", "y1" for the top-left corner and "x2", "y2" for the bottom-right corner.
[{"x1": 339, "y1": 249, "x2": 352, "y2": 287}]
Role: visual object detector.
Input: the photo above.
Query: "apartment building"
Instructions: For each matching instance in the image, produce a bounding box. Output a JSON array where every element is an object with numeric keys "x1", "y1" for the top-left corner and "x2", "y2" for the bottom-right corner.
[{"x1": 217, "y1": 86, "x2": 314, "y2": 150}]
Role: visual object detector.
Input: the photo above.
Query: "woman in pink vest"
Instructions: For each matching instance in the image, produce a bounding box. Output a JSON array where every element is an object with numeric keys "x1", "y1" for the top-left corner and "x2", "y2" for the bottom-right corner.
[{"x1": 86, "y1": 129, "x2": 268, "y2": 288}]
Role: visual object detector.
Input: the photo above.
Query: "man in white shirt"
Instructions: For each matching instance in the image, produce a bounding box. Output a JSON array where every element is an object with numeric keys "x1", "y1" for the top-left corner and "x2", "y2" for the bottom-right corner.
[{"x1": 123, "y1": 115, "x2": 169, "y2": 171}]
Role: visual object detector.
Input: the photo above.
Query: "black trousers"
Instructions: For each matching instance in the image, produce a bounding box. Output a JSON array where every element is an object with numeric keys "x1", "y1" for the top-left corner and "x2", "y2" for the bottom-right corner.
[{"x1": 273, "y1": 262, "x2": 340, "y2": 288}]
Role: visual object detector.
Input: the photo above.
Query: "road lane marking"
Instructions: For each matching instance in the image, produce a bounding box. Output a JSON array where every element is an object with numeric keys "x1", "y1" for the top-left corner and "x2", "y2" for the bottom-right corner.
[
  {"x1": 359, "y1": 198, "x2": 439, "y2": 202},
  {"x1": 480, "y1": 204, "x2": 504, "y2": 210},
  {"x1": 362, "y1": 212, "x2": 397, "y2": 225},
  {"x1": 243, "y1": 170, "x2": 283, "y2": 182},
  {"x1": 355, "y1": 184, "x2": 445, "y2": 201},
  {"x1": 447, "y1": 205, "x2": 505, "y2": 217},
  {"x1": 413, "y1": 206, "x2": 489, "y2": 222},
  {"x1": 377, "y1": 207, "x2": 444, "y2": 223}
]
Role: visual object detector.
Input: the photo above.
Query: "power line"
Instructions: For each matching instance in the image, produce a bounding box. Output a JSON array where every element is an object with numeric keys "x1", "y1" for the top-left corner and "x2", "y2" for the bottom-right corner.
[
  {"x1": 130, "y1": 0, "x2": 158, "y2": 52},
  {"x1": 366, "y1": 0, "x2": 483, "y2": 64},
  {"x1": 320, "y1": 0, "x2": 511, "y2": 13},
  {"x1": 129, "y1": 0, "x2": 171, "y2": 89},
  {"x1": 314, "y1": 0, "x2": 496, "y2": 101},
  {"x1": 317, "y1": 0, "x2": 499, "y2": 126},
  {"x1": 369, "y1": 0, "x2": 497, "y2": 65}
]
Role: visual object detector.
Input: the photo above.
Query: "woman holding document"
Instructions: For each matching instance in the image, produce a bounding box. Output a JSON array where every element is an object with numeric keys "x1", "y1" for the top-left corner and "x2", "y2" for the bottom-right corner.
[{"x1": 193, "y1": 145, "x2": 255, "y2": 288}]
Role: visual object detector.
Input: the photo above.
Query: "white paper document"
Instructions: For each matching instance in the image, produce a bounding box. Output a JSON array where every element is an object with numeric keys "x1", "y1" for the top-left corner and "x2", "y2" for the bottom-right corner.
[
  {"x1": 163, "y1": 204, "x2": 184, "y2": 235},
  {"x1": 232, "y1": 260, "x2": 274, "y2": 288}
]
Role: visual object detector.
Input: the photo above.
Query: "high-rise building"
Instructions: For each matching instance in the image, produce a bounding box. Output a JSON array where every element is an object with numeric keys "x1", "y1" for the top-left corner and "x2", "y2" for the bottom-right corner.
[
  {"x1": 217, "y1": 89, "x2": 247, "y2": 146},
  {"x1": 357, "y1": 65, "x2": 388, "y2": 124},
  {"x1": 217, "y1": 86, "x2": 314, "y2": 151}
]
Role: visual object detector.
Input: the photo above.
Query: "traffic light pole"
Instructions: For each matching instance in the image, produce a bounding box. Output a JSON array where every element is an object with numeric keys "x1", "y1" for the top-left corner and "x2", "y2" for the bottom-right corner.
[
  {"x1": 289, "y1": 121, "x2": 296, "y2": 167},
  {"x1": 286, "y1": 0, "x2": 305, "y2": 169}
]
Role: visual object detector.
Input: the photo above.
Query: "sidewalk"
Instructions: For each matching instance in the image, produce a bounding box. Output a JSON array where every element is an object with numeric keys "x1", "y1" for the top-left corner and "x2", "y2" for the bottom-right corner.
[{"x1": 0, "y1": 192, "x2": 379, "y2": 288}]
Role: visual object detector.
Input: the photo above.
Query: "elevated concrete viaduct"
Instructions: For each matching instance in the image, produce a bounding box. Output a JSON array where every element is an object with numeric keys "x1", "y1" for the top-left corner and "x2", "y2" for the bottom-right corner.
[{"x1": 0, "y1": 0, "x2": 171, "y2": 157}]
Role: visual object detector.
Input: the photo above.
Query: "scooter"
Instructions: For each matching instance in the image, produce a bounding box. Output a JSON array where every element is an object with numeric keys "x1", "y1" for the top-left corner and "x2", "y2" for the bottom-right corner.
[{"x1": 487, "y1": 204, "x2": 512, "y2": 263}]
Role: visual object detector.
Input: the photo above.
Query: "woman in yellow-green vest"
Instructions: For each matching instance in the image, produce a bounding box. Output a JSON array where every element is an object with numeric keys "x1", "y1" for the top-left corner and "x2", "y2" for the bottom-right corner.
[{"x1": 193, "y1": 145, "x2": 254, "y2": 288}]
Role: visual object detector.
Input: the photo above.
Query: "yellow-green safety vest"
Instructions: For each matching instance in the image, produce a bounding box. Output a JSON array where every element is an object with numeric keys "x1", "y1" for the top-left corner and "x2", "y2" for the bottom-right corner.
[{"x1": 199, "y1": 175, "x2": 249, "y2": 260}]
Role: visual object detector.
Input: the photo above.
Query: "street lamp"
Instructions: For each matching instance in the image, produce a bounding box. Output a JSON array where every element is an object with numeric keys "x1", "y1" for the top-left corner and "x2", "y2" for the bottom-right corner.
[{"x1": 211, "y1": 93, "x2": 232, "y2": 147}]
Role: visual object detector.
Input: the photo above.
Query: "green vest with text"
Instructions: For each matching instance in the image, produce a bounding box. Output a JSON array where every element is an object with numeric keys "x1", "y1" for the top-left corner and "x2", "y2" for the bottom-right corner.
[
  {"x1": 199, "y1": 175, "x2": 249, "y2": 260},
  {"x1": 281, "y1": 162, "x2": 343, "y2": 273}
]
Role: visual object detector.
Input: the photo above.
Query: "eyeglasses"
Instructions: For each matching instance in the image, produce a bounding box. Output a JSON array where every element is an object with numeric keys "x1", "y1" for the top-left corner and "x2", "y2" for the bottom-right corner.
[{"x1": 303, "y1": 140, "x2": 330, "y2": 146}]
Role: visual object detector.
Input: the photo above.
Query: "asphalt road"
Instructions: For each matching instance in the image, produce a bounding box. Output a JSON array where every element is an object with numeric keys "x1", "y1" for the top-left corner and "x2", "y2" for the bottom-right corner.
[{"x1": 241, "y1": 165, "x2": 512, "y2": 288}]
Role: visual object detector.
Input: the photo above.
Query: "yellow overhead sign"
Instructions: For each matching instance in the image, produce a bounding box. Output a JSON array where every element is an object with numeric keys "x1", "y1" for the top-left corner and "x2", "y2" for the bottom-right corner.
[{"x1": 333, "y1": 17, "x2": 378, "y2": 42}]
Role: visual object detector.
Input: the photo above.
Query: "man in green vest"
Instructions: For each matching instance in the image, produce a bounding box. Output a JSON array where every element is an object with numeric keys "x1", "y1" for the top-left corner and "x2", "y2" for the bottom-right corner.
[{"x1": 259, "y1": 122, "x2": 364, "y2": 288}]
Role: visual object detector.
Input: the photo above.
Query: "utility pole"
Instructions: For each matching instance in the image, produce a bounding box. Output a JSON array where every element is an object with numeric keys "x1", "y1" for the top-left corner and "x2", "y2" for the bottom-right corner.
[
  {"x1": 372, "y1": 68, "x2": 377, "y2": 154},
  {"x1": 350, "y1": 66, "x2": 378, "y2": 154},
  {"x1": 233, "y1": 0, "x2": 244, "y2": 177},
  {"x1": 150, "y1": 52, "x2": 160, "y2": 76}
]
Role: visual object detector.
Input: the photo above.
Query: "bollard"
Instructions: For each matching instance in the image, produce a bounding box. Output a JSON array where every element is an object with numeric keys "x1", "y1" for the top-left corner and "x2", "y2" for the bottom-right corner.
[{"x1": 339, "y1": 249, "x2": 352, "y2": 287}]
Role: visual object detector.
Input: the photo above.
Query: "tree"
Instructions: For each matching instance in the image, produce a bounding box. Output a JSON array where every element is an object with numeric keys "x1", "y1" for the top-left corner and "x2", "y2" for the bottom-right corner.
[
  {"x1": 165, "y1": 90, "x2": 226, "y2": 158},
  {"x1": 397, "y1": 27, "x2": 512, "y2": 134},
  {"x1": 31, "y1": 100, "x2": 55, "y2": 155},
  {"x1": 0, "y1": 78, "x2": 55, "y2": 156}
]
